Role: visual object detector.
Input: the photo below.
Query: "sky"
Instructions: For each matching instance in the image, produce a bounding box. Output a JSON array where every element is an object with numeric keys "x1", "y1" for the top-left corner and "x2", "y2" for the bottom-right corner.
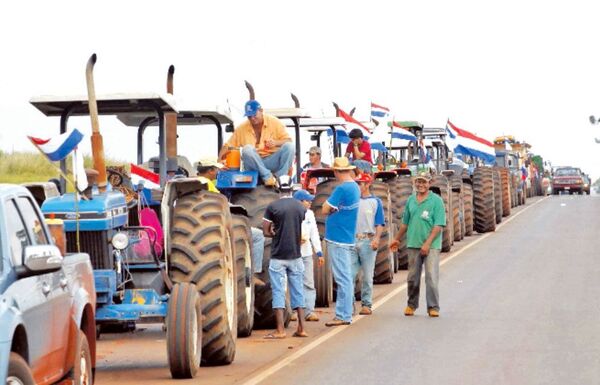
[{"x1": 1, "y1": 0, "x2": 599, "y2": 181}]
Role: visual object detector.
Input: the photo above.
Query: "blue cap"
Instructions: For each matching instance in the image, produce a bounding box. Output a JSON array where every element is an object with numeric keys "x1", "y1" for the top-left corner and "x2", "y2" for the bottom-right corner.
[
  {"x1": 293, "y1": 189, "x2": 315, "y2": 202},
  {"x1": 244, "y1": 100, "x2": 262, "y2": 117}
]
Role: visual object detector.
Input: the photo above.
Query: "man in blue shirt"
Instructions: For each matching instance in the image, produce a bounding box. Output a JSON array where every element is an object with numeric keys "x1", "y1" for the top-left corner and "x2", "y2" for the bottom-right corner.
[
  {"x1": 322, "y1": 157, "x2": 361, "y2": 326},
  {"x1": 351, "y1": 173, "x2": 385, "y2": 315}
]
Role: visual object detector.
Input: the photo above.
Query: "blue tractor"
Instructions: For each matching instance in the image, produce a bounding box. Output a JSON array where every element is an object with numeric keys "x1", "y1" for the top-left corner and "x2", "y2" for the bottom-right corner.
[{"x1": 29, "y1": 55, "x2": 237, "y2": 378}]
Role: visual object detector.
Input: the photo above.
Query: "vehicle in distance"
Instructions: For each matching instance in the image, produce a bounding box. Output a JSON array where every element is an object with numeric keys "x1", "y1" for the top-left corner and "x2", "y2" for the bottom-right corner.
[{"x1": 551, "y1": 167, "x2": 585, "y2": 195}]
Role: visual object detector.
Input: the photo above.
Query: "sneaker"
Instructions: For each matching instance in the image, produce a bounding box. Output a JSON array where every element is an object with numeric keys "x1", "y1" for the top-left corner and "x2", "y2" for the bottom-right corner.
[
  {"x1": 264, "y1": 176, "x2": 277, "y2": 187},
  {"x1": 404, "y1": 306, "x2": 415, "y2": 316},
  {"x1": 428, "y1": 309, "x2": 439, "y2": 317},
  {"x1": 305, "y1": 313, "x2": 319, "y2": 322},
  {"x1": 359, "y1": 306, "x2": 372, "y2": 315}
]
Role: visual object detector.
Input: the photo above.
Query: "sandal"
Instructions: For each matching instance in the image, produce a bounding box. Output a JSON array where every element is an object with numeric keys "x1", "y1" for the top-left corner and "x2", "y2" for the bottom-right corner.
[
  {"x1": 325, "y1": 318, "x2": 351, "y2": 327},
  {"x1": 263, "y1": 333, "x2": 286, "y2": 339}
]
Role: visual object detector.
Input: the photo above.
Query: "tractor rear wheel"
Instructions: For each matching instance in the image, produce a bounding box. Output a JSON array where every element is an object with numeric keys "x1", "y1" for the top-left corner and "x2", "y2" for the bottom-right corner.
[
  {"x1": 232, "y1": 215, "x2": 254, "y2": 337},
  {"x1": 371, "y1": 181, "x2": 393, "y2": 284},
  {"x1": 452, "y1": 190, "x2": 461, "y2": 242},
  {"x1": 314, "y1": 240, "x2": 333, "y2": 307},
  {"x1": 493, "y1": 169, "x2": 503, "y2": 224},
  {"x1": 387, "y1": 176, "x2": 412, "y2": 269},
  {"x1": 499, "y1": 168, "x2": 511, "y2": 217},
  {"x1": 167, "y1": 282, "x2": 202, "y2": 379},
  {"x1": 473, "y1": 168, "x2": 496, "y2": 233},
  {"x1": 169, "y1": 191, "x2": 237, "y2": 366},
  {"x1": 463, "y1": 183, "x2": 474, "y2": 236},
  {"x1": 431, "y1": 175, "x2": 453, "y2": 252}
]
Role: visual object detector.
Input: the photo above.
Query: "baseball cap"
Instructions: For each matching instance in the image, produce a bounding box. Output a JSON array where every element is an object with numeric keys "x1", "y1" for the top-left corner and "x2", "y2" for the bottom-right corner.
[
  {"x1": 414, "y1": 170, "x2": 432, "y2": 182},
  {"x1": 244, "y1": 100, "x2": 262, "y2": 117},
  {"x1": 277, "y1": 175, "x2": 292, "y2": 191},
  {"x1": 293, "y1": 189, "x2": 315, "y2": 202},
  {"x1": 197, "y1": 158, "x2": 224, "y2": 169},
  {"x1": 306, "y1": 146, "x2": 322, "y2": 155},
  {"x1": 355, "y1": 173, "x2": 373, "y2": 184}
]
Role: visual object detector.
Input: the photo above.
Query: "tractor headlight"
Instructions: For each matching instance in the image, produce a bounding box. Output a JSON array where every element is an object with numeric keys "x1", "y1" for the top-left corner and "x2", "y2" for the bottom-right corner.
[{"x1": 111, "y1": 232, "x2": 129, "y2": 250}]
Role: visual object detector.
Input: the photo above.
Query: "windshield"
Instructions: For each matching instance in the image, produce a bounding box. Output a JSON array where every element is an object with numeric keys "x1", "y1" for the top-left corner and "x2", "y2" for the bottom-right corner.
[{"x1": 555, "y1": 168, "x2": 580, "y2": 176}]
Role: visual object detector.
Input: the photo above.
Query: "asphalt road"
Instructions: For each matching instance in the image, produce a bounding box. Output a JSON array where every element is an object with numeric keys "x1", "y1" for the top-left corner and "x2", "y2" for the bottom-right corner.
[{"x1": 95, "y1": 194, "x2": 600, "y2": 385}]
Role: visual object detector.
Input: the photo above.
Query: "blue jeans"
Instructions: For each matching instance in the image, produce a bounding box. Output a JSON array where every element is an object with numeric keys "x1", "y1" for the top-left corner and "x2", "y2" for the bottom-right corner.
[
  {"x1": 302, "y1": 255, "x2": 316, "y2": 316},
  {"x1": 251, "y1": 227, "x2": 265, "y2": 273},
  {"x1": 350, "y1": 238, "x2": 377, "y2": 308},
  {"x1": 352, "y1": 159, "x2": 373, "y2": 174},
  {"x1": 406, "y1": 248, "x2": 440, "y2": 311},
  {"x1": 242, "y1": 142, "x2": 295, "y2": 181},
  {"x1": 269, "y1": 258, "x2": 305, "y2": 310},
  {"x1": 326, "y1": 241, "x2": 354, "y2": 322}
]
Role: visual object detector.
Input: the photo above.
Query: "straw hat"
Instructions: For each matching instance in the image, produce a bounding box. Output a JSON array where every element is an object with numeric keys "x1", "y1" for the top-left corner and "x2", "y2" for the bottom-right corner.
[{"x1": 332, "y1": 157, "x2": 356, "y2": 170}]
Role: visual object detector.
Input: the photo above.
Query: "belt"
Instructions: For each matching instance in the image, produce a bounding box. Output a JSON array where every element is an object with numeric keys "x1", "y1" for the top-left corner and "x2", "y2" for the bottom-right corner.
[{"x1": 356, "y1": 233, "x2": 375, "y2": 240}]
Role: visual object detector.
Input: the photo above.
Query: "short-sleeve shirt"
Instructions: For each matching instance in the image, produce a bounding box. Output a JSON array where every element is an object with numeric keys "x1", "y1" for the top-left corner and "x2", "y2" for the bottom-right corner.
[
  {"x1": 263, "y1": 197, "x2": 306, "y2": 260},
  {"x1": 225, "y1": 113, "x2": 291, "y2": 157},
  {"x1": 355, "y1": 195, "x2": 386, "y2": 235},
  {"x1": 402, "y1": 191, "x2": 446, "y2": 250},
  {"x1": 345, "y1": 140, "x2": 373, "y2": 163},
  {"x1": 325, "y1": 181, "x2": 361, "y2": 245}
]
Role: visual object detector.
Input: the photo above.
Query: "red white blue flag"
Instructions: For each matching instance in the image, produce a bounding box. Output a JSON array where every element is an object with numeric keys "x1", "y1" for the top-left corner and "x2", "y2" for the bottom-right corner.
[
  {"x1": 28, "y1": 129, "x2": 84, "y2": 161},
  {"x1": 446, "y1": 120, "x2": 495, "y2": 164},
  {"x1": 370, "y1": 102, "x2": 390, "y2": 118},
  {"x1": 130, "y1": 163, "x2": 160, "y2": 189}
]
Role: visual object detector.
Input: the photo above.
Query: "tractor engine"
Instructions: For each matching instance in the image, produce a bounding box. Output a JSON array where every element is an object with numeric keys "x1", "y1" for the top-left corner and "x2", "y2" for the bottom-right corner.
[{"x1": 41, "y1": 191, "x2": 128, "y2": 269}]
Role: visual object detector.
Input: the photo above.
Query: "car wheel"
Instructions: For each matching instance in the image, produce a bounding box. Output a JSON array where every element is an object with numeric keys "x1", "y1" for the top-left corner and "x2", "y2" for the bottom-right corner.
[
  {"x1": 68, "y1": 330, "x2": 93, "y2": 385},
  {"x1": 7, "y1": 352, "x2": 35, "y2": 385}
]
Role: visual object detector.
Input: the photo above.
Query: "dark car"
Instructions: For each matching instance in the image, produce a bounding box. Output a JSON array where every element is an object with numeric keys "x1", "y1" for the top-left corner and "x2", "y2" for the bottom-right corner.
[
  {"x1": 551, "y1": 167, "x2": 585, "y2": 195},
  {"x1": 0, "y1": 184, "x2": 96, "y2": 385}
]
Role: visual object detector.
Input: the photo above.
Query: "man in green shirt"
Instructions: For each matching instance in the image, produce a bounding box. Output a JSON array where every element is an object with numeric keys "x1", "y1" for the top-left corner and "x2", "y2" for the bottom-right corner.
[{"x1": 391, "y1": 171, "x2": 446, "y2": 317}]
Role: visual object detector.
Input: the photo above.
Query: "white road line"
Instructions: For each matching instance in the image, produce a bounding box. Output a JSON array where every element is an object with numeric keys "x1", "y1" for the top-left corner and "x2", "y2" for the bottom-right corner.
[{"x1": 241, "y1": 196, "x2": 549, "y2": 385}]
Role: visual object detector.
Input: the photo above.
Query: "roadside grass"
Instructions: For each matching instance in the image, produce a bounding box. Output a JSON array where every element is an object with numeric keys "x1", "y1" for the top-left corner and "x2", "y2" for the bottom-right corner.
[{"x1": 0, "y1": 150, "x2": 127, "y2": 184}]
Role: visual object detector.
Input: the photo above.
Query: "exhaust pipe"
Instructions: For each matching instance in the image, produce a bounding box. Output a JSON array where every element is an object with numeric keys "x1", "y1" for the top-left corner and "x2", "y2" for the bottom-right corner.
[{"x1": 85, "y1": 53, "x2": 108, "y2": 192}]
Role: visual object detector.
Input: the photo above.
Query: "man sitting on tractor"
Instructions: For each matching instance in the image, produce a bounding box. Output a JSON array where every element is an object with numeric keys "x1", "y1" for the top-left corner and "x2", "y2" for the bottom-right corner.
[
  {"x1": 344, "y1": 128, "x2": 373, "y2": 174},
  {"x1": 219, "y1": 100, "x2": 294, "y2": 187}
]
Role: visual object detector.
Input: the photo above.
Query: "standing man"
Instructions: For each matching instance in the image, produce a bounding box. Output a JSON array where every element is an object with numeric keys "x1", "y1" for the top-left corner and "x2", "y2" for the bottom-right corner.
[
  {"x1": 322, "y1": 157, "x2": 361, "y2": 327},
  {"x1": 293, "y1": 189, "x2": 323, "y2": 322},
  {"x1": 219, "y1": 100, "x2": 294, "y2": 187},
  {"x1": 390, "y1": 171, "x2": 445, "y2": 317},
  {"x1": 344, "y1": 128, "x2": 373, "y2": 174},
  {"x1": 351, "y1": 173, "x2": 385, "y2": 315},
  {"x1": 262, "y1": 175, "x2": 308, "y2": 338}
]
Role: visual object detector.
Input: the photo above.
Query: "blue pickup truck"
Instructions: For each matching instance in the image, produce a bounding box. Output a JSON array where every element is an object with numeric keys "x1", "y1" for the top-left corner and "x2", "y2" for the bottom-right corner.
[{"x1": 0, "y1": 184, "x2": 96, "y2": 385}]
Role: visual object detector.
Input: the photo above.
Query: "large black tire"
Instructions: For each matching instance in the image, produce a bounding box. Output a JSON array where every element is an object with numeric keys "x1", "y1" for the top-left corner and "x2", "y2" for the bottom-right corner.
[
  {"x1": 232, "y1": 215, "x2": 254, "y2": 337},
  {"x1": 387, "y1": 176, "x2": 412, "y2": 269},
  {"x1": 314, "y1": 240, "x2": 333, "y2": 307},
  {"x1": 451, "y1": 176, "x2": 465, "y2": 241},
  {"x1": 371, "y1": 181, "x2": 394, "y2": 284},
  {"x1": 473, "y1": 168, "x2": 496, "y2": 233},
  {"x1": 431, "y1": 175, "x2": 452, "y2": 252},
  {"x1": 493, "y1": 169, "x2": 503, "y2": 224},
  {"x1": 8, "y1": 353, "x2": 35, "y2": 385},
  {"x1": 231, "y1": 187, "x2": 289, "y2": 330},
  {"x1": 499, "y1": 168, "x2": 511, "y2": 217},
  {"x1": 169, "y1": 191, "x2": 237, "y2": 366},
  {"x1": 167, "y1": 282, "x2": 202, "y2": 379},
  {"x1": 463, "y1": 183, "x2": 474, "y2": 236},
  {"x1": 231, "y1": 186, "x2": 279, "y2": 228},
  {"x1": 451, "y1": 190, "x2": 461, "y2": 242}
]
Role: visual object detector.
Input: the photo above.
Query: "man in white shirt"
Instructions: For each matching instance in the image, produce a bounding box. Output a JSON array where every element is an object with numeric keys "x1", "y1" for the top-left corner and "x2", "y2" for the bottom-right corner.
[{"x1": 293, "y1": 189, "x2": 324, "y2": 321}]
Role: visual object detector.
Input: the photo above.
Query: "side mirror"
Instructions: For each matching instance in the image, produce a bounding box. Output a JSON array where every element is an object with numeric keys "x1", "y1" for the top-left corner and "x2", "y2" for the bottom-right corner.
[
  {"x1": 20, "y1": 245, "x2": 63, "y2": 276},
  {"x1": 225, "y1": 124, "x2": 234, "y2": 133}
]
